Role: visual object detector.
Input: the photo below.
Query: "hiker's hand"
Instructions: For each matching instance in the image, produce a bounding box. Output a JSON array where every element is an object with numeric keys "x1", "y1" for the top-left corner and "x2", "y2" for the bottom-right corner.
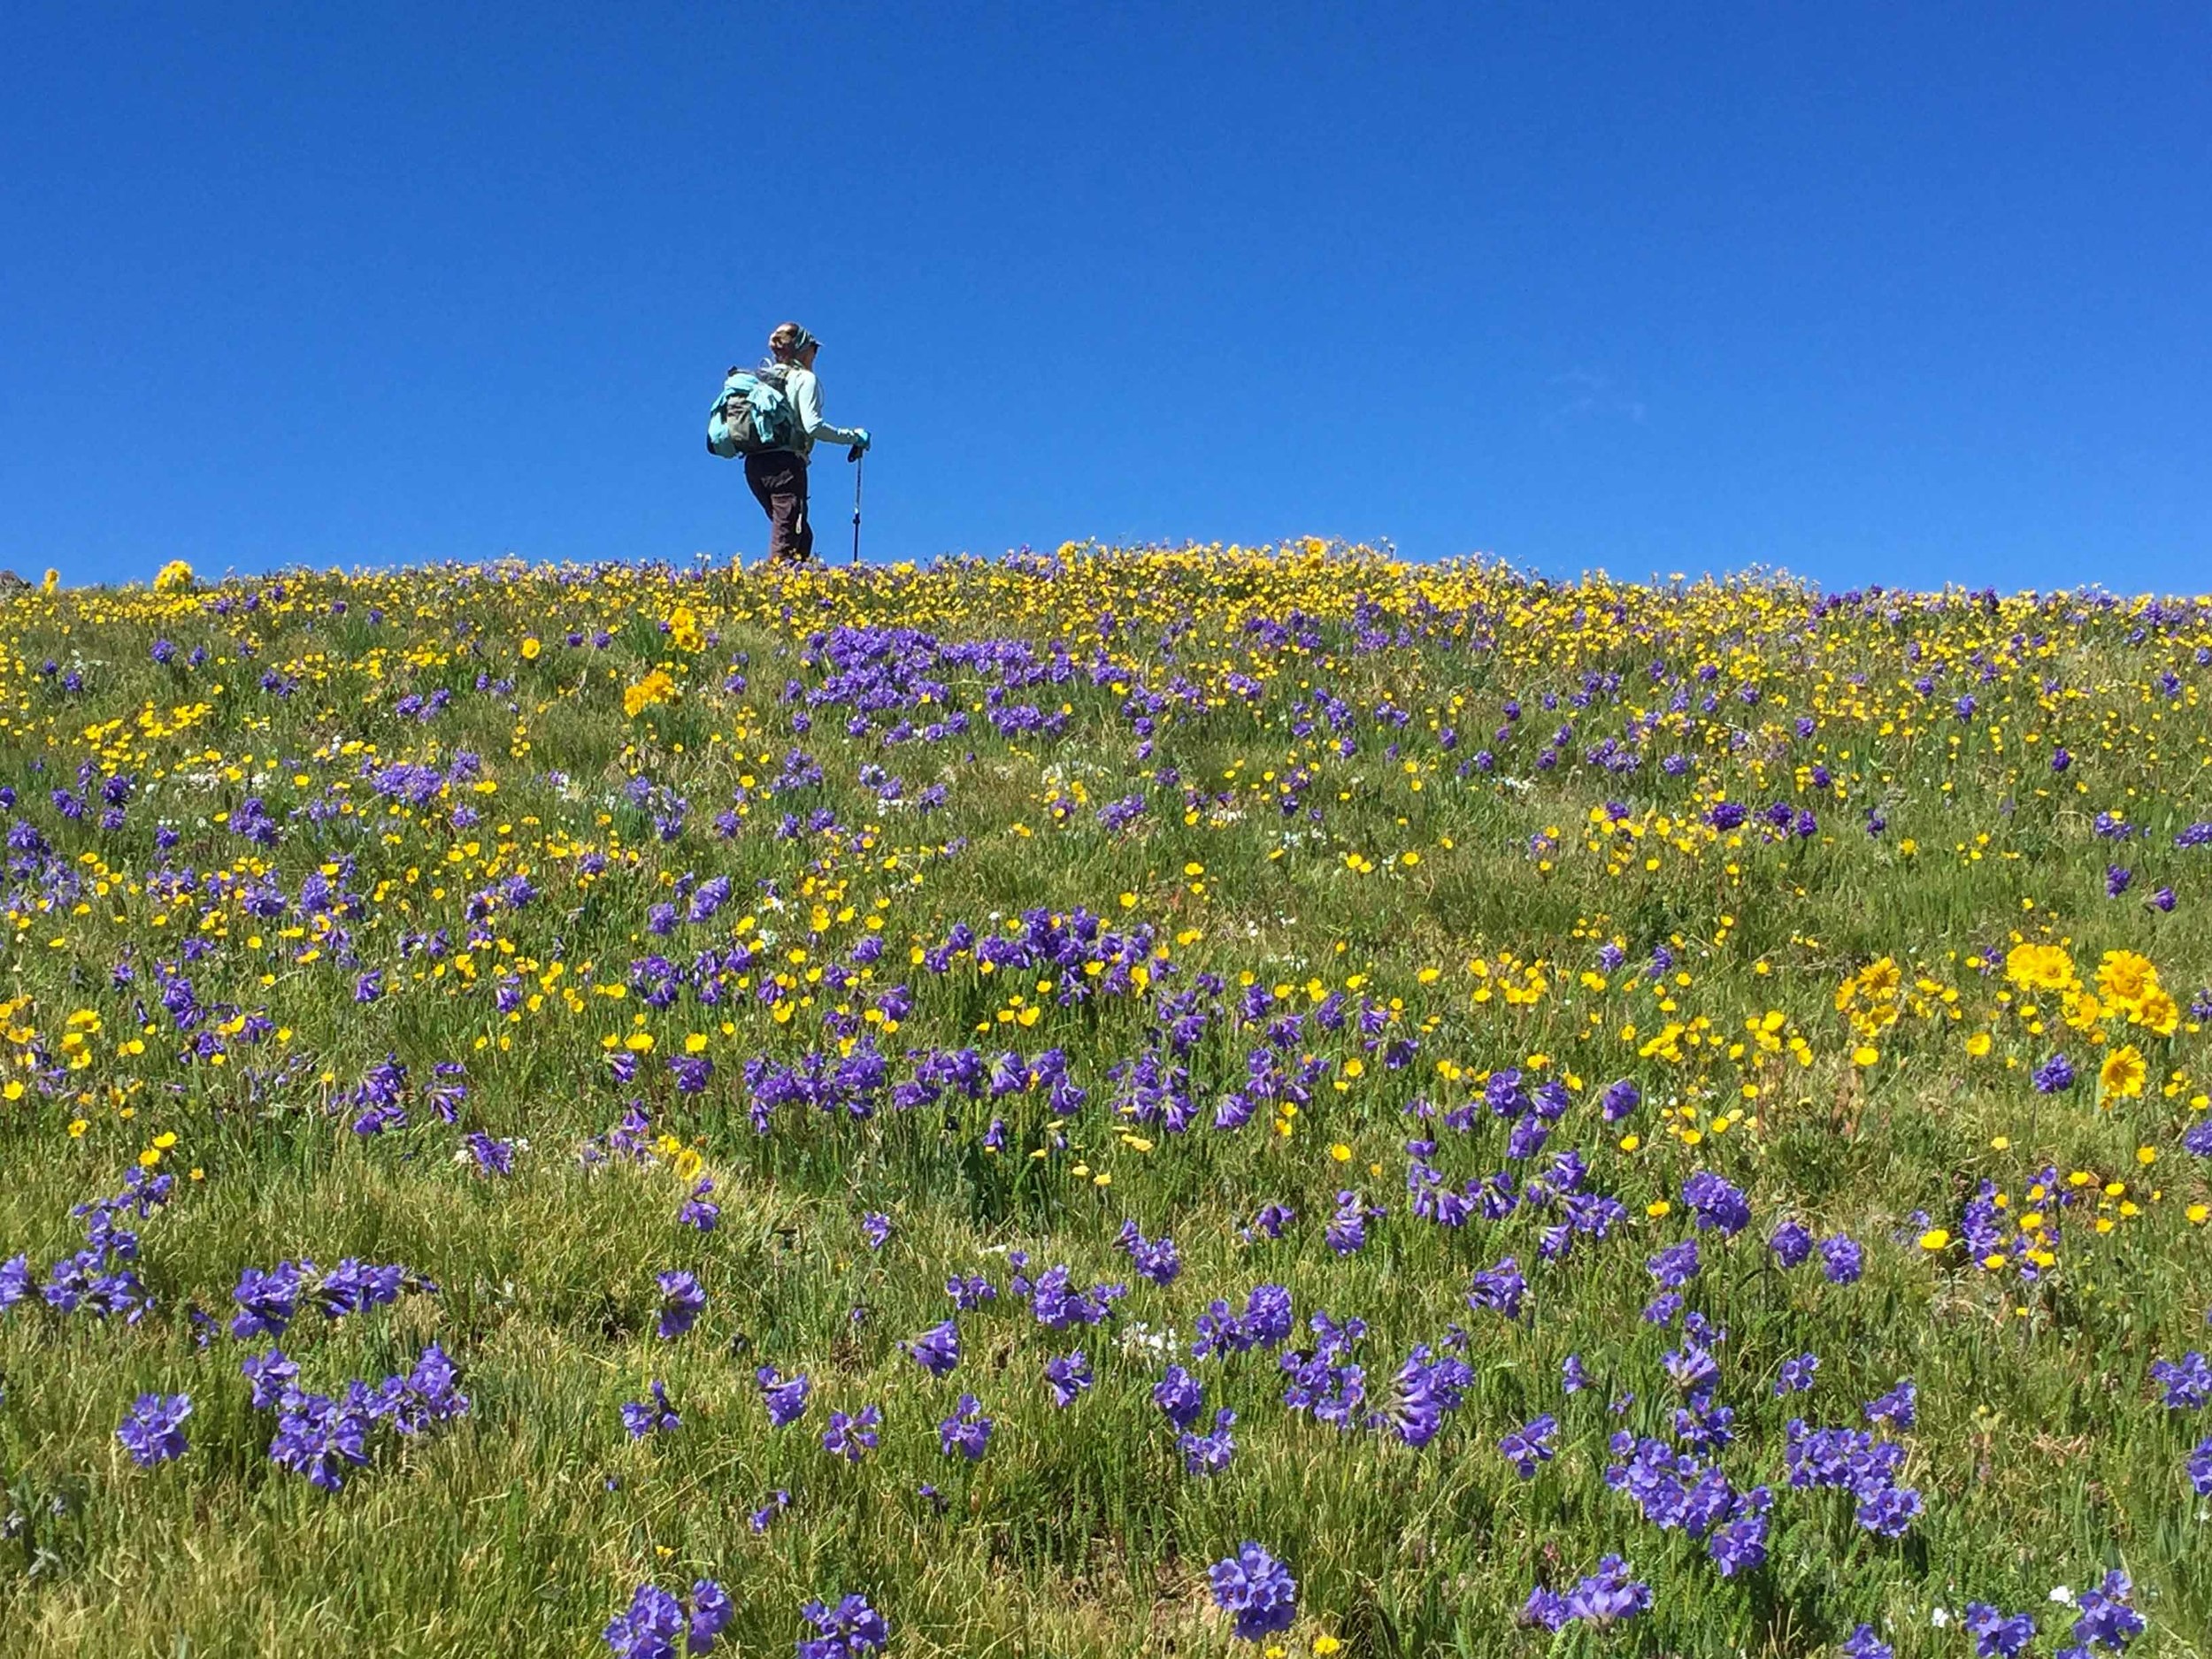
[{"x1": 849, "y1": 428, "x2": 871, "y2": 457}]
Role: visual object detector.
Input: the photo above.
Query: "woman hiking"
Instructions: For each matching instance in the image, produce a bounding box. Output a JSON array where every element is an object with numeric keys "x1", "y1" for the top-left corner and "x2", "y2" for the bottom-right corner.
[{"x1": 743, "y1": 322, "x2": 870, "y2": 566}]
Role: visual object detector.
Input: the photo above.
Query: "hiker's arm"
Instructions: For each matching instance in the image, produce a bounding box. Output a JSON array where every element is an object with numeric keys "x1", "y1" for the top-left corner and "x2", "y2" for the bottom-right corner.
[{"x1": 792, "y1": 373, "x2": 864, "y2": 449}]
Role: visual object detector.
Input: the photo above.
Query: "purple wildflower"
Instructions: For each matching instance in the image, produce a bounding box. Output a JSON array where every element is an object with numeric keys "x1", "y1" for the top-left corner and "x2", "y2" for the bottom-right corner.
[
  {"x1": 654, "y1": 1271, "x2": 705, "y2": 1340},
  {"x1": 1682, "y1": 1170, "x2": 1752, "y2": 1235},
  {"x1": 1209, "y1": 1542, "x2": 1297, "y2": 1642},
  {"x1": 117, "y1": 1393, "x2": 191, "y2": 1466},
  {"x1": 821, "y1": 1405, "x2": 880, "y2": 1463},
  {"x1": 1115, "y1": 1220, "x2": 1182, "y2": 1286},
  {"x1": 757, "y1": 1366, "x2": 810, "y2": 1427},
  {"x1": 1043, "y1": 1349, "x2": 1093, "y2": 1408},
  {"x1": 677, "y1": 1178, "x2": 719, "y2": 1232},
  {"x1": 1963, "y1": 1603, "x2": 2036, "y2": 1658},
  {"x1": 1769, "y1": 1217, "x2": 1813, "y2": 1268},
  {"x1": 796, "y1": 1594, "x2": 888, "y2": 1659},
  {"x1": 1466, "y1": 1256, "x2": 1525, "y2": 1320},
  {"x1": 621, "y1": 1381, "x2": 681, "y2": 1440},
  {"x1": 904, "y1": 1319, "x2": 961, "y2": 1377},
  {"x1": 2150, "y1": 1351, "x2": 2212, "y2": 1409},
  {"x1": 268, "y1": 1385, "x2": 374, "y2": 1492},
  {"x1": 1179, "y1": 1407, "x2": 1237, "y2": 1475},
  {"x1": 1819, "y1": 1234, "x2": 1864, "y2": 1285},
  {"x1": 1153, "y1": 1364, "x2": 1205, "y2": 1429},
  {"x1": 1498, "y1": 1414, "x2": 1557, "y2": 1478},
  {"x1": 938, "y1": 1394, "x2": 993, "y2": 1460},
  {"x1": 1647, "y1": 1238, "x2": 1701, "y2": 1289},
  {"x1": 1863, "y1": 1378, "x2": 1916, "y2": 1430},
  {"x1": 2070, "y1": 1571, "x2": 2145, "y2": 1653}
]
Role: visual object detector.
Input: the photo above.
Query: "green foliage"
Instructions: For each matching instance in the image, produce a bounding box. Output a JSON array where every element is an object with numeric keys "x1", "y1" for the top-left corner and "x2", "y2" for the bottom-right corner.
[{"x1": 0, "y1": 549, "x2": 2207, "y2": 1655}]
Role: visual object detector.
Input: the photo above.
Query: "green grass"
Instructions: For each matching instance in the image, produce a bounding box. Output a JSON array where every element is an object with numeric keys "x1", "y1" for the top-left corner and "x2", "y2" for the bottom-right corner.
[{"x1": 0, "y1": 548, "x2": 2208, "y2": 1656}]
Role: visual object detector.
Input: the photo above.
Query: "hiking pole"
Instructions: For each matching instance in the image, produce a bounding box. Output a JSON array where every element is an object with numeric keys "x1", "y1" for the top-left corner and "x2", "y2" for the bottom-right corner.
[{"x1": 848, "y1": 448, "x2": 864, "y2": 565}]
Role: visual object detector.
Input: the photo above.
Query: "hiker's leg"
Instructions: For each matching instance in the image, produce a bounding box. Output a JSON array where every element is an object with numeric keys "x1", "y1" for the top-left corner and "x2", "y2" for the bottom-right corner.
[
  {"x1": 757, "y1": 455, "x2": 810, "y2": 565},
  {"x1": 745, "y1": 452, "x2": 804, "y2": 565},
  {"x1": 787, "y1": 458, "x2": 814, "y2": 564},
  {"x1": 743, "y1": 454, "x2": 780, "y2": 556}
]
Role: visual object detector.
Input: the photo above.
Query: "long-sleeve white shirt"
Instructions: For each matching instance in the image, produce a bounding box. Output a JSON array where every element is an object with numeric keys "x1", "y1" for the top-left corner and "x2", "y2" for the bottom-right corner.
[{"x1": 780, "y1": 365, "x2": 863, "y2": 459}]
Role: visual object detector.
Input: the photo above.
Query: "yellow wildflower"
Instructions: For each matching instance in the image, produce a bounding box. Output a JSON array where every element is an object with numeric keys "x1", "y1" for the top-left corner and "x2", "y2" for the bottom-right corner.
[
  {"x1": 2094, "y1": 949, "x2": 2157, "y2": 1012},
  {"x1": 2100, "y1": 1044, "x2": 2147, "y2": 1099},
  {"x1": 2004, "y1": 942, "x2": 2075, "y2": 993}
]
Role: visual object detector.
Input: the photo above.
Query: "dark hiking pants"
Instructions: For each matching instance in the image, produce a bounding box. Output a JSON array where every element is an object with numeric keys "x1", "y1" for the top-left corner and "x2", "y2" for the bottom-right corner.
[{"x1": 744, "y1": 449, "x2": 813, "y2": 565}]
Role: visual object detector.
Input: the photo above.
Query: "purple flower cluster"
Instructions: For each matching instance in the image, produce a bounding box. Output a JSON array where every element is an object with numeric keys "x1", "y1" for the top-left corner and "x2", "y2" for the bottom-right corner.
[
  {"x1": 259, "y1": 1342, "x2": 468, "y2": 1492},
  {"x1": 27, "y1": 1167, "x2": 175, "y2": 1325},
  {"x1": 1042, "y1": 1350, "x2": 1093, "y2": 1408},
  {"x1": 903, "y1": 1319, "x2": 960, "y2": 1377},
  {"x1": 116, "y1": 1392, "x2": 192, "y2": 1466},
  {"x1": 621, "y1": 1381, "x2": 681, "y2": 1440},
  {"x1": 1783, "y1": 1418, "x2": 1922, "y2": 1536},
  {"x1": 1522, "y1": 1555, "x2": 1654, "y2": 1631},
  {"x1": 1208, "y1": 1541, "x2": 1296, "y2": 1641},
  {"x1": 655, "y1": 1271, "x2": 706, "y2": 1340},
  {"x1": 227, "y1": 1256, "x2": 436, "y2": 1340},
  {"x1": 1193, "y1": 1283, "x2": 1294, "y2": 1357},
  {"x1": 937, "y1": 1394, "x2": 993, "y2": 1460},
  {"x1": 1465, "y1": 1256, "x2": 1526, "y2": 1321},
  {"x1": 603, "y1": 1578, "x2": 732, "y2": 1658},
  {"x1": 1498, "y1": 1413, "x2": 1556, "y2": 1478},
  {"x1": 2150, "y1": 1350, "x2": 2211, "y2": 1409},
  {"x1": 1154, "y1": 1364, "x2": 1206, "y2": 1429},
  {"x1": 1769, "y1": 1217, "x2": 1812, "y2": 1267},
  {"x1": 1963, "y1": 1603, "x2": 2037, "y2": 1658},
  {"x1": 1010, "y1": 1259, "x2": 1125, "y2": 1330},
  {"x1": 822, "y1": 1405, "x2": 881, "y2": 1463},
  {"x1": 1179, "y1": 1407, "x2": 1237, "y2": 1475},
  {"x1": 1279, "y1": 1312, "x2": 1367, "y2": 1429},
  {"x1": 1369, "y1": 1344, "x2": 1474, "y2": 1448},
  {"x1": 1603, "y1": 1432, "x2": 1770, "y2": 1571},
  {"x1": 2065, "y1": 1571, "x2": 2146, "y2": 1655},
  {"x1": 1114, "y1": 1220, "x2": 1181, "y2": 1286},
  {"x1": 796, "y1": 1594, "x2": 888, "y2": 1659},
  {"x1": 751, "y1": 1365, "x2": 810, "y2": 1428},
  {"x1": 1681, "y1": 1170, "x2": 1752, "y2": 1235}
]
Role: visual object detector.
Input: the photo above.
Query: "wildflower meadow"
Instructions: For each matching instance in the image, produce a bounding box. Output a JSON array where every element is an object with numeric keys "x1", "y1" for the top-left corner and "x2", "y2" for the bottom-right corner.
[{"x1": 2, "y1": 542, "x2": 2208, "y2": 1657}]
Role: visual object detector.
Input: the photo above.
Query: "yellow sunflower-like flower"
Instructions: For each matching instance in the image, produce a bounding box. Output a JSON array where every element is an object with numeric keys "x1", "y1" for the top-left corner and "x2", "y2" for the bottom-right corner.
[
  {"x1": 2100, "y1": 1043, "x2": 2147, "y2": 1100},
  {"x1": 2004, "y1": 942, "x2": 2076, "y2": 994},
  {"x1": 2132, "y1": 985, "x2": 2180, "y2": 1037},
  {"x1": 2094, "y1": 949, "x2": 2157, "y2": 1012},
  {"x1": 623, "y1": 669, "x2": 676, "y2": 718}
]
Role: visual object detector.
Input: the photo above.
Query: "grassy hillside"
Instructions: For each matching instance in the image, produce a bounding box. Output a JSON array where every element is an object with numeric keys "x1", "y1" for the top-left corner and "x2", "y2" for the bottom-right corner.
[{"x1": 1, "y1": 544, "x2": 2208, "y2": 1656}]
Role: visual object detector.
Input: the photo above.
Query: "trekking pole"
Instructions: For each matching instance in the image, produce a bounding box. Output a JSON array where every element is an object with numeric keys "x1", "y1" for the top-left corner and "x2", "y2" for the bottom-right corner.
[{"x1": 848, "y1": 448, "x2": 864, "y2": 565}]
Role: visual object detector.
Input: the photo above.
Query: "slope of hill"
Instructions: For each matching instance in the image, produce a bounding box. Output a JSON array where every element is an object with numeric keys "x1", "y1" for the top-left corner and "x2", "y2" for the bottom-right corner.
[{"x1": 1, "y1": 545, "x2": 2206, "y2": 1656}]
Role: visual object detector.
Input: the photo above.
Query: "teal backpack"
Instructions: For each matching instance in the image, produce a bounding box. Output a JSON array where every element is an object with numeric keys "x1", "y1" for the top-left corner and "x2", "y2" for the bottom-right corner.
[{"x1": 706, "y1": 363, "x2": 798, "y2": 457}]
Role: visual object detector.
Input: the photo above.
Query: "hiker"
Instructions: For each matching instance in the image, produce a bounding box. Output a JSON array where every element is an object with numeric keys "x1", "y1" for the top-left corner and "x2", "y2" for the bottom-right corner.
[{"x1": 737, "y1": 322, "x2": 870, "y2": 566}]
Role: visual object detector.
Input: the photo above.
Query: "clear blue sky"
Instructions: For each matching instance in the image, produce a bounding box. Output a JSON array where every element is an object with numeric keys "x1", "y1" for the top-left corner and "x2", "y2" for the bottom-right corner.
[{"x1": 4, "y1": 4, "x2": 2208, "y2": 592}]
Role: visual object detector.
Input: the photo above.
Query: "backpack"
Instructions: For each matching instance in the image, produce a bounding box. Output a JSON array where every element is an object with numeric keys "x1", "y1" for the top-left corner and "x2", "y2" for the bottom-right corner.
[{"x1": 706, "y1": 362, "x2": 798, "y2": 457}]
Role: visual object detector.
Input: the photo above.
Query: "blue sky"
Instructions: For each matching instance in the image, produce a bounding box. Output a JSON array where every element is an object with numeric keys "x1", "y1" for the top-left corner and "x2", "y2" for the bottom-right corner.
[{"x1": 4, "y1": 4, "x2": 2207, "y2": 592}]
